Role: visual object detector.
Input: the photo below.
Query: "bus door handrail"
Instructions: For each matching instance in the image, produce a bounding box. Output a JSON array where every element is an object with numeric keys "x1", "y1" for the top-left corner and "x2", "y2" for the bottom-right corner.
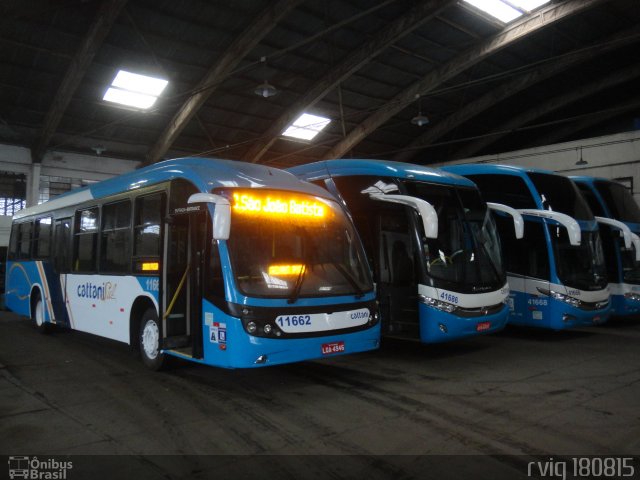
[
  {"x1": 594, "y1": 216, "x2": 633, "y2": 249},
  {"x1": 363, "y1": 185, "x2": 438, "y2": 239},
  {"x1": 518, "y1": 209, "x2": 581, "y2": 246},
  {"x1": 164, "y1": 265, "x2": 190, "y2": 322},
  {"x1": 486, "y1": 202, "x2": 524, "y2": 239}
]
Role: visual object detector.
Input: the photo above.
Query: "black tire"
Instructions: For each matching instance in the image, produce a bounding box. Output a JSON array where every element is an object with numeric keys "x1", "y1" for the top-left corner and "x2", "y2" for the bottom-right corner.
[
  {"x1": 31, "y1": 292, "x2": 51, "y2": 333},
  {"x1": 139, "y1": 307, "x2": 165, "y2": 370}
]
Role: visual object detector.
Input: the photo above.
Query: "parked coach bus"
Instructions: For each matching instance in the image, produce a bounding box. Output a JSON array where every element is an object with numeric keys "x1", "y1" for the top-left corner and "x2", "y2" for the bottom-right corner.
[
  {"x1": 443, "y1": 164, "x2": 611, "y2": 330},
  {"x1": 5, "y1": 158, "x2": 379, "y2": 369},
  {"x1": 289, "y1": 159, "x2": 524, "y2": 343},
  {"x1": 572, "y1": 176, "x2": 640, "y2": 317}
]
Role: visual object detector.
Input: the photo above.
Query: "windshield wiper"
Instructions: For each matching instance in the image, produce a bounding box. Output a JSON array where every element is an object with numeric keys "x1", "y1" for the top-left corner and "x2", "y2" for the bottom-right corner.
[
  {"x1": 287, "y1": 264, "x2": 307, "y2": 304},
  {"x1": 333, "y1": 262, "x2": 365, "y2": 299}
]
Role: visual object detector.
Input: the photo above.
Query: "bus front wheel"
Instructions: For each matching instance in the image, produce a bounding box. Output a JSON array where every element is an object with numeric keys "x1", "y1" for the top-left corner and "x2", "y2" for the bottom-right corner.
[
  {"x1": 31, "y1": 293, "x2": 50, "y2": 333},
  {"x1": 139, "y1": 308, "x2": 165, "y2": 370}
]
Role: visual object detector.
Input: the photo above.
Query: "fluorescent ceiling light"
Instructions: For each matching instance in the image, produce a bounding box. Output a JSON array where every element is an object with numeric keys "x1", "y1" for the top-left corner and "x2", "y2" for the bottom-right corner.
[
  {"x1": 103, "y1": 69, "x2": 168, "y2": 109},
  {"x1": 463, "y1": 0, "x2": 522, "y2": 23},
  {"x1": 282, "y1": 113, "x2": 331, "y2": 141},
  {"x1": 510, "y1": 0, "x2": 551, "y2": 11}
]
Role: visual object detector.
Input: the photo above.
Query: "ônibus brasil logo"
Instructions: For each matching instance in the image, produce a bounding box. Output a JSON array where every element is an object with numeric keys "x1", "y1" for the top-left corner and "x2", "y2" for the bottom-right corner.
[{"x1": 8, "y1": 456, "x2": 73, "y2": 479}]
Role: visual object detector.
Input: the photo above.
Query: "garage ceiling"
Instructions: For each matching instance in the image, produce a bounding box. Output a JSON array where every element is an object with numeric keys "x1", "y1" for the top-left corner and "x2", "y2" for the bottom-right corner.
[{"x1": 1, "y1": 0, "x2": 639, "y2": 168}]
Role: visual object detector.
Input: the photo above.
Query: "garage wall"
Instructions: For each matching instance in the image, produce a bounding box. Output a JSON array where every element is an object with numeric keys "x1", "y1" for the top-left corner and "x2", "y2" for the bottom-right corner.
[
  {"x1": 0, "y1": 144, "x2": 140, "y2": 245},
  {"x1": 435, "y1": 130, "x2": 640, "y2": 204}
]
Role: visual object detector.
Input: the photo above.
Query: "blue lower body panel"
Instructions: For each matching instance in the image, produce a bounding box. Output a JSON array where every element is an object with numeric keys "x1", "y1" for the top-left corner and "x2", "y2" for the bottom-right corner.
[
  {"x1": 164, "y1": 302, "x2": 381, "y2": 368},
  {"x1": 610, "y1": 294, "x2": 640, "y2": 317},
  {"x1": 418, "y1": 303, "x2": 510, "y2": 343}
]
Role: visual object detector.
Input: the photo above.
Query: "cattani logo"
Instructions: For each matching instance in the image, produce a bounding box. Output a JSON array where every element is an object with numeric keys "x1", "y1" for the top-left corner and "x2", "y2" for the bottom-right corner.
[{"x1": 8, "y1": 456, "x2": 73, "y2": 479}]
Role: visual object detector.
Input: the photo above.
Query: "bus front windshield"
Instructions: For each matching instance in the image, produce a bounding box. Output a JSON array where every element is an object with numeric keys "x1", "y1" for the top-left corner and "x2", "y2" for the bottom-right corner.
[
  {"x1": 594, "y1": 180, "x2": 640, "y2": 224},
  {"x1": 402, "y1": 181, "x2": 505, "y2": 293},
  {"x1": 551, "y1": 228, "x2": 607, "y2": 291},
  {"x1": 221, "y1": 189, "x2": 372, "y2": 299}
]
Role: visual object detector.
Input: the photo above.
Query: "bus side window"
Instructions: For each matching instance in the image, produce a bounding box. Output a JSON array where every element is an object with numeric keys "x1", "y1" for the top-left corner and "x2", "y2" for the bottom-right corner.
[
  {"x1": 34, "y1": 217, "x2": 52, "y2": 259},
  {"x1": 101, "y1": 200, "x2": 131, "y2": 273},
  {"x1": 74, "y1": 207, "x2": 99, "y2": 272},
  {"x1": 209, "y1": 240, "x2": 224, "y2": 297},
  {"x1": 54, "y1": 218, "x2": 72, "y2": 273},
  {"x1": 8, "y1": 223, "x2": 19, "y2": 260},
  {"x1": 133, "y1": 193, "x2": 164, "y2": 272},
  {"x1": 18, "y1": 222, "x2": 32, "y2": 260}
]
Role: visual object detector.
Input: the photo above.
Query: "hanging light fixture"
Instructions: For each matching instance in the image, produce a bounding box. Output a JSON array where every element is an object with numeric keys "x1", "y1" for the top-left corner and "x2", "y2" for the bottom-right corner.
[
  {"x1": 254, "y1": 56, "x2": 278, "y2": 98},
  {"x1": 411, "y1": 94, "x2": 429, "y2": 126},
  {"x1": 575, "y1": 146, "x2": 587, "y2": 165}
]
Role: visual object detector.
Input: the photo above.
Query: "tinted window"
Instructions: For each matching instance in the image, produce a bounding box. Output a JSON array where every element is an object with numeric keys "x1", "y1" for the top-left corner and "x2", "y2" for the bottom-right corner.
[
  {"x1": 576, "y1": 183, "x2": 605, "y2": 217},
  {"x1": 54, "y1": 218, "x2": 72, "y2": 273},
  {"x1": 101, "y1": 201, "x2": 131, "y2": 272},
  {"x1": 464, "y1": 174, "x2": 537, "y2": 209},
  {"x1": 528, "y1": 173, "x2": 593, "y2": 220},
  {"x1": 496, "y1": 216, "x2": 550, "y2": 280},
  {"x1": 134, "y1": 193, "x2": 164, "y2": 259},
  {"x1": 34, "y1": 217, "x2": 52, "y2": 258},
  {"x1": 594, "y1": 180, "x2": 640, "y2": 223},
  {"x1": 19, "y1": 222, "x2": 32, "y2": 259},
  {"x1": 74, "y1": 207, "x2": 99, "y2": 272}
]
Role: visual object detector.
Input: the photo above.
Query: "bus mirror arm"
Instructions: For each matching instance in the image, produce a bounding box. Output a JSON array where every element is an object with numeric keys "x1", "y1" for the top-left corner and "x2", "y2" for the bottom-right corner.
[
  {"x1": 518, "y1": 209, "x2": 581, "y2": 246},
  {"x1": 631, "y1": 233, "x2": 640, "y2": 262},
  {"x1": 187, "y1": 193, "x2": 231, "y2": 240},
  {"x1": 367, "y1": 193, "x2": 438, "y2": 239},
  {"x1": 487, "y1": 202, "x2": 524, "y2": 239},
  {"x1": 594, "y1": 216, "x2": 632, "y2": 249}
]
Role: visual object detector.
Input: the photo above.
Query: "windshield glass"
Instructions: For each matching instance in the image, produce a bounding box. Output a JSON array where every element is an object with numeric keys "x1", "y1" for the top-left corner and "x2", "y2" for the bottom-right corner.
[
  {"x1": 402, "y1": 181, "x2": 505, "y2": 292},
  {"x1": 621, "y1": 249, "x2": 640, "y2": 285},
  {"x1": 550, "y1": 228, "x2": 607, "y2": 291},
  {"x1": 528, "y1": 173, "x2": 594, "y2": 220},
  {"x1": 220, "y1": 189, "x2": 372, "y2": 298},
  {"x1": 594, "y1": 180, "x2": 640, "y2": 224}
]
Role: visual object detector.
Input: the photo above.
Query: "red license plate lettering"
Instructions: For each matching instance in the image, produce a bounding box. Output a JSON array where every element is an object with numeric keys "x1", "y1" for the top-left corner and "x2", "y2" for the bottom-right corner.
[
  {"x1": 321, "y1": 341, "x2": 345, "y2": 355},
  {"x1": 476, "y1": 321, "x2": 491, "y2": 332}
]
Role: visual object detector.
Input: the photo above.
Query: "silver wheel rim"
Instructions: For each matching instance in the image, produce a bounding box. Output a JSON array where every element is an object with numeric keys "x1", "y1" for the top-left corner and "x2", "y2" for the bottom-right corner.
[
  {"x1": 142, "y1": 320, "x2": 160, "y2": 360},
  {"x1": 35, "y1": 300, "x2": 44, "y2": 327}
]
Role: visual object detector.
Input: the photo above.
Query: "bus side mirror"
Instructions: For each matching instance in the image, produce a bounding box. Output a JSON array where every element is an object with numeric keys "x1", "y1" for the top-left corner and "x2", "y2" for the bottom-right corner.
[
  {"x1": 367, "y1": 193, "x2": 438, "y2": 239},
  {"x1": 518, "y1": 209, "x2": 581, "y2": 246},
  {"x1": 487, "y1": 202, "x2": 524, "y2": 239},
  {"x1": 188, "y1": 193, "x2": 231, "y2": 240},
  {"x1": 594, "y1": 216, "x2": 632, "y2": 249},
  {"x1": 631, "y1": 233, "x2": 640, "y2": 262}
]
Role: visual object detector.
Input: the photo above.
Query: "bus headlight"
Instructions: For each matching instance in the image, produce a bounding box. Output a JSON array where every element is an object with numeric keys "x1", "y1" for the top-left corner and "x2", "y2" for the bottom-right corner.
[
  {"x1": 420, "y1": 295, "x2": 457, "y2": 313},
  {"x1": 246, "y1": 321, "x2": 257, "y2": 334},
  {"x1": 548, "y1": 290, "x2": 582, "y2": 308},
  {"x1": 263, "y1": 324, "x2": 273, "y2": 334},
  {"x1": 624, "y1": 292, "x2": 640, "y2": 302}
]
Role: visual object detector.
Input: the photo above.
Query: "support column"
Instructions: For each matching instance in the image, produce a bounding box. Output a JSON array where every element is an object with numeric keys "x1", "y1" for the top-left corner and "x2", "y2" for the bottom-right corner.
[{"x1": 26, "y1": 162, "x2": 41, "y2": 207}]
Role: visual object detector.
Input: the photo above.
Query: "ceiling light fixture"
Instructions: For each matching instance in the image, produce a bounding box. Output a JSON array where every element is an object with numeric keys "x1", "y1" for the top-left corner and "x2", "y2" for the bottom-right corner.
[
  {"x1": 411, "y1": 94, "x2": 429, "y2": 127},
  {"x1": 254, "y1": 56, "x2": 278, "y2": 98},
  {"x1": 282, "y1": 113, "x2": 331, "y2": 140},
  {"x1": 103, "y1": 70, "x2": 168, "y2": 110},
  {"x1": 575, "y1": 147, "x2": 587, "y2": 166}
]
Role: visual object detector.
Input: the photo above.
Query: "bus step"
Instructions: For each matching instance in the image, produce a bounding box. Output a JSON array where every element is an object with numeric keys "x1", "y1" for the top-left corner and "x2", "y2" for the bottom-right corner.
[{"x1": 164, "y1": 335, "x2": 190, "y2": 349}]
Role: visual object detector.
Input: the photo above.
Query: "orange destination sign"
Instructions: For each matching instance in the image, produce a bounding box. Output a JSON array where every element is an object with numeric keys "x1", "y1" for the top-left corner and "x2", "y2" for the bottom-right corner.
[{"x1": 232, "y1": 192, "x2": 326, "y2": 218}]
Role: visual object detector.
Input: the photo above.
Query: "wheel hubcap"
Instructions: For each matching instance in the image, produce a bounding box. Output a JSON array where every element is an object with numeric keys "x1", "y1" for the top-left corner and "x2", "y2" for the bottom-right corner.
[{"x1": 142, "y1": 320, "x2": 159, "y2": 359}]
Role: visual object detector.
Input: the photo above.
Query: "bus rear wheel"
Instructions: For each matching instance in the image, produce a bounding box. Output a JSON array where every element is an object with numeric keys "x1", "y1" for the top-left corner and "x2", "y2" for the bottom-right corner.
[
  {"x1": 139, "y1": 308, "x2": 165, "y2": 370},
  {"x1": 31, "y1": 293, "x2": 50, "y2": 333}
]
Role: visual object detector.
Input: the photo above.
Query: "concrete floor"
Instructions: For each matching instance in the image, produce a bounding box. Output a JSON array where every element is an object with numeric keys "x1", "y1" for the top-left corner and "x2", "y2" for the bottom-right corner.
[{"x1": 1, "y1": 311, "x2": 639, "y2": 479}]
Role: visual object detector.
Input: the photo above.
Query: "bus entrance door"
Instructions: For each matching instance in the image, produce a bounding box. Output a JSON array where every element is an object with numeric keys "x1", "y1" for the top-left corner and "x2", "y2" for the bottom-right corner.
[
  {"x1": 377, "y1": 209, "x2": 419, "y2": 339},
  {"x1": 162, "y1": 209, "x2": 205, "y2": 359}
]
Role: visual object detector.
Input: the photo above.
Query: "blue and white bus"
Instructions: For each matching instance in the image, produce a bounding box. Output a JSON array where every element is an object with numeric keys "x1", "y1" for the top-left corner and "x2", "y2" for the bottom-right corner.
[
  {"x1": 444, "y1": 164, "x2": 611, "y2": 330},
  {"x1": 572, "y1": 176, "x2": 640, "y2": 317},
  {"x1": 289, "y1": 159, "x2": 523, "y2": 343},
  {"x1": 5, "y1": 157, "x2": 379, "y2": 369}
]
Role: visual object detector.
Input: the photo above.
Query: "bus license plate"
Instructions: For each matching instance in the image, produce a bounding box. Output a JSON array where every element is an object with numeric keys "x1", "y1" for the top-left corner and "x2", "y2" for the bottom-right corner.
[
  {"x1": 476, "y1": 321, "x2": 491, "y2": 332},
  {"x1": 322, "y1": 341, "x2": 345, "y2": 355}
]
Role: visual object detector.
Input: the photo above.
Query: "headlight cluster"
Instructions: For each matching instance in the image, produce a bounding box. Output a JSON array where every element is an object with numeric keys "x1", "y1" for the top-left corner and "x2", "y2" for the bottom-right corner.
[
  {"x1": 624, "y1": 292, "x2": 640, "y2": 302},
  {"x1": 420, "y1": 295, "x2": 457, "y2": 313},
  {"x1": 549, "y1": 290, "x2": 582, "y2": 308}
]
